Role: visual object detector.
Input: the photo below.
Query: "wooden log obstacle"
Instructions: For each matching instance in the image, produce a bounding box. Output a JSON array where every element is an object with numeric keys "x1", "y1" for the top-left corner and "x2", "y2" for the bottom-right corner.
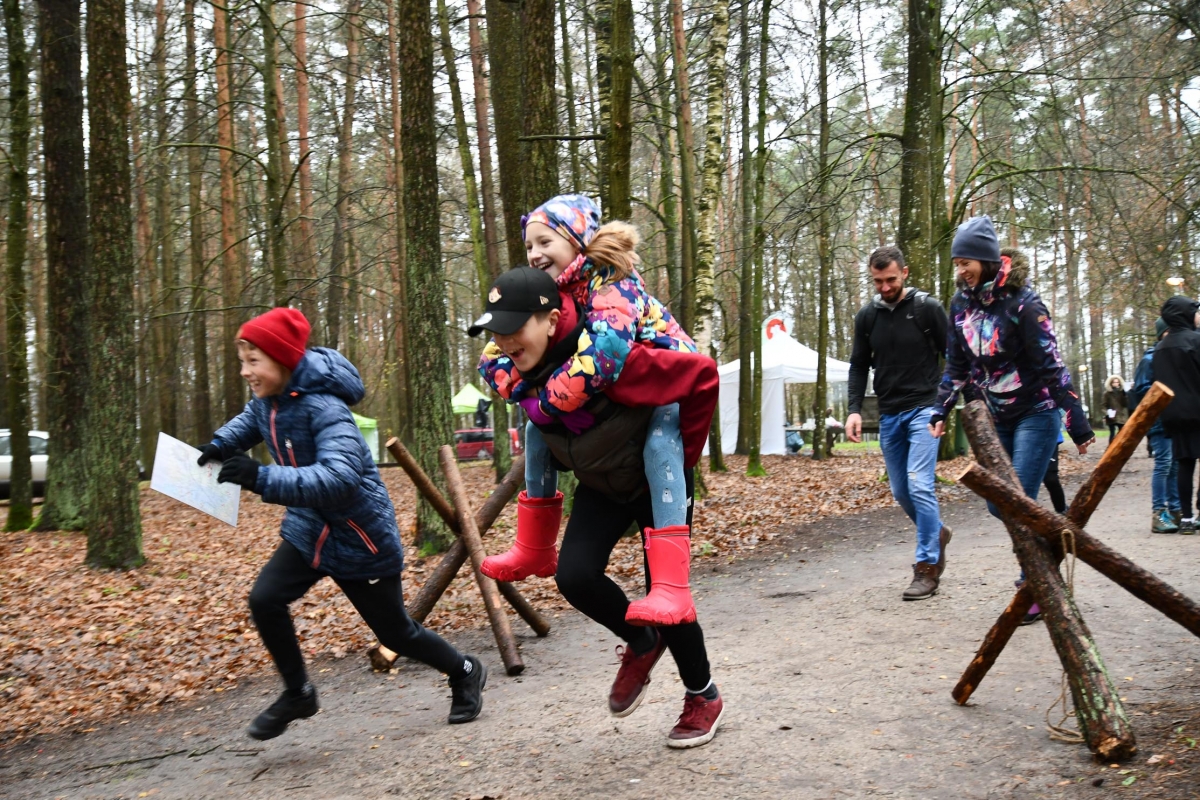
[
  {"x1": 951, "y1": 382, "x2": 1186, "y2": 761},
  {"x1": 367, "y1": 438, "x2": 551, "y2": 677}
]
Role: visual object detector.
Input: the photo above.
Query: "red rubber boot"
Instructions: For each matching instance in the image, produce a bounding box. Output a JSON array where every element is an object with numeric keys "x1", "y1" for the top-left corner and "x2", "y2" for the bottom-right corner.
[
  {"x1": 480, "y1": 491, "x2": 563, "y2": 581},
  {"x1": 625, "y1": 526, "x2": 697, "y2": 626}
]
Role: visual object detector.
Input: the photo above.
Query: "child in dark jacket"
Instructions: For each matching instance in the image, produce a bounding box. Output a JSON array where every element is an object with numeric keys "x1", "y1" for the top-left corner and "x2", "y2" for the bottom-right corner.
[{"x1": 200, "y1": 307, "x2": 486, "y2": 740}]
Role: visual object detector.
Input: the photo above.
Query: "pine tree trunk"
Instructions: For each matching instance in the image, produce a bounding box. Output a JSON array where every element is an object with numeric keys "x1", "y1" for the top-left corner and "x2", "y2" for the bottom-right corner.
[
  {"x1": 650, "y1": 0, "x2": 678, "y2": 303},
  {"x1": 812, "y1": 0, "x2": 831, "y2": 462},
  {"x1": 294, "y1": 0, "x2": 318, "y2": 317},
  {"x1": 693, "y1": 0, "x2": 730, "y2": 471},
  {"x1": 213, "y1": 0, "x2": 244, "y2": 420},
  {"x1": 34, "y1": 0, "x2": 90, "y2": 531},
  {"x1": 325, "y1": 0, "x2": 361, "y2": 346},
  {"x1": 184, "y1": 0, "x2": 212, "y2": 444},
  {"x1": 4, "y1": 0, "x2": 34, "y2": 530},
  {"x1": 605, "y1": 0, "x2": 632, "y2": 218},
  {"x1": 595, "y1": 0, "x2": 611, "y2": 204},
  {"x1": 154, "y1": 0, "x2": 179, "y2": 439},
  {"x1": 465, "y1": 0, "x2": 510, "y2": 481},
  {"x1": 747, "y1": 0, "x2": 770, "y2": 477},
  {"x1": 86, "y1": 0, "x2": 144, "y2": 567},
  {"x1": 261, "y1": 0, "x2": 289, "y2": 306},
  {"x1": 670, "y1": 0, "x2": 698, "y2": 330},
  {"x1": 896, "y1": 0, "x2": 938, "y2": 288},
  {"x1": 522, "y1": 0, "x2": 559, "y2": 206},
  {"x1": 131, "y1": 33, "x2": 158, "y2": 478},
  {"x1": 486, "y1": 0, "x2": 526, "y2": 267},
  {"x1": 436, "y1": 0, "x2": 487, "y2": 302},
  {"x1": 384, "y1": 0, "x2": 410, "y2": 443},
  {"x1": 735, "y1": 0, "x2": 753, "y2": 456},
  {"x1": 559, "y1": 0, "x2": 581, "y2": 187},
  {"x1": 400, "y1": 0, "x2": 455, "y2": 552}
]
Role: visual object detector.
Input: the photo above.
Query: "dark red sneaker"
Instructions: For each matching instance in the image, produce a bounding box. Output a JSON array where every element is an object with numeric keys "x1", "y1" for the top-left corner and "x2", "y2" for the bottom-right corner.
[
  {"x1": 667, "y1": 692, "x2": 725, "y2": 748},
  {"x1": 608, "y1": 630, "x2": 666, "y2": 717}
]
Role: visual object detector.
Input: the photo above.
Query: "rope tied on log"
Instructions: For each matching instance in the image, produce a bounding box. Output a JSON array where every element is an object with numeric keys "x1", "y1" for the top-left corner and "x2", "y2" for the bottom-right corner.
[{"x1": 1046, "y1": 527, "x2": 1084, "y2": 745}]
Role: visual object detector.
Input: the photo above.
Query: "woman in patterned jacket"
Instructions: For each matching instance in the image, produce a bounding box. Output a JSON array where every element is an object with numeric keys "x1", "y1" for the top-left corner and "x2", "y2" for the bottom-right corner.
[{"x1": 928, "y1": 215, "x2": 1095, "y2": 624}]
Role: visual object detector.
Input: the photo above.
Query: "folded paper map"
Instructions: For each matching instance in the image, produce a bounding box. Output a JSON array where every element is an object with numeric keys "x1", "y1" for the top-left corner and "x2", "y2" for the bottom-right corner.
[{"x1": 149, "y1": 432, "x2": 240, "y2": 526}]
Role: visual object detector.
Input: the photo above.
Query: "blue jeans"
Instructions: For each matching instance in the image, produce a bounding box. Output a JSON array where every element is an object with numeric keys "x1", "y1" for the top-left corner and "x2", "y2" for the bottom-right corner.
[
  {"x1": 879, "y1": 406, "x2": 943, "y2": 565},
  {"x1": 991, "y1": 409, "x2": 1061, "y2": 586},
  {"x1": 523, "y1": 403, "x2": 688, "y2": 528},
  {"x1": 1148, "y1": 431, "x2": 1180, "y2": 512}
]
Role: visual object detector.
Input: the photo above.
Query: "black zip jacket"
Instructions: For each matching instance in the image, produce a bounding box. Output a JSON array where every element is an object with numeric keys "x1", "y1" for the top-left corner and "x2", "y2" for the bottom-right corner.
[
  {"x1": 847, "y1": 288, "x2": 948, "y2": 416},
  {"x1": 1153, "y1": 296, "x2": 1200, "y2": 434}
]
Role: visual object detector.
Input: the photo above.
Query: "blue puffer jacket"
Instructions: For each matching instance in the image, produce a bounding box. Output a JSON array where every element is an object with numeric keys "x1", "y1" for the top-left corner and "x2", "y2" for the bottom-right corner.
[{"x1": 211, "y1": 347, "x2": 402, "y2": 580}]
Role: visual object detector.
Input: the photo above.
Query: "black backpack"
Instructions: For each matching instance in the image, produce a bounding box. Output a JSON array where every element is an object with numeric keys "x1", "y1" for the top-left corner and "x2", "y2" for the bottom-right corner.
[{"x1": 862, "y1": 290, "x2": 940, "y2": 358}]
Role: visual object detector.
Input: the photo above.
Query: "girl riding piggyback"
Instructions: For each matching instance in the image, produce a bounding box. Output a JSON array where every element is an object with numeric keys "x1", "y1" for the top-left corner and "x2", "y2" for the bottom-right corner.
[{"x1": 474, "y1": 194, "x2": 716, "y2": 628}]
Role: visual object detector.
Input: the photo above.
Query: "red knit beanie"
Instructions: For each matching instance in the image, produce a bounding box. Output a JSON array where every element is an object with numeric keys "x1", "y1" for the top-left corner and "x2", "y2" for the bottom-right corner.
[{"x1": 237, "y1": 307, "x2": 311, "y2": 371}]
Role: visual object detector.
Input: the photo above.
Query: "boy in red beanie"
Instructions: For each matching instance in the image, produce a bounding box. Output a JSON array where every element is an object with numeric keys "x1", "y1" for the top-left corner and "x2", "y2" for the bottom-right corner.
[{"x1": 197, "y1": 307, "x2": 487, "y2": 740}]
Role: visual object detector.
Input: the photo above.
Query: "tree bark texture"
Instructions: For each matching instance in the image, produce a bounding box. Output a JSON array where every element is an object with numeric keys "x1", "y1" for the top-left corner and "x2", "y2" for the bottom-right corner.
[
  {"x1": 184, "y1": 0, "x2": 213, "y2": 445},
  {"x1": 400, "y1": 0, "x2": 456, "y2": 552},
  {"x1": 897, "y1": 0, "x2": 938, "y2": 288},
  {"x1": 670, "y1": 0, "x2": 697, "y2": 330},
  {"x1": 438, "y1": 447, "x2": 525, "y2": 675},
  {"x1": 959, "y1": 461, "x2": 1200, "y2": 639},
  {"x1": 86, "y1": 0, "x2": 144, "y2": 567},
  {"x1": 4, "y1": 0, "x2": 34, "y2": 530},
  {"x1": 522, "y1": 0, "x2": 560, "y2": 206},
  {"x1": 813, "y1": 0, "x2": 831, "y2": 461},
  {"x1": 747, "y1": 0, "x2": 771, "y2": 477},
  {"x1": 34, "y1": 0, "x2": 90, "y2": 531},
  {"x1": 153, "y1": 0, "x2": 179, "y2": 440},
  {"x1": 327, "y1": 0, "x2": 360, "y2": 346},
  {"x1": 605, "y1": 0, "x2": 633, "y2": 218},
  {"x1": 486, "y1": 0, "x2": 526, "y2": 267},
  {"x1": 260, "y1": 0, "x2": 290, "y2": 306},
  {"x1": 957, "y1": 401, "x2": 1134, "y2": 761},
  {"x1": 953, "y1": 382, "x2": 1174, "y2": 707}
]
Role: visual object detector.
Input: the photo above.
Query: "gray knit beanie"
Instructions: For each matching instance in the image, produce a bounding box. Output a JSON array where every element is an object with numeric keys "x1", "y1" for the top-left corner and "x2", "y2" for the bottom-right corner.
[{"x1": 951, "y1": 215, "x2": 1002, "y2": 263}]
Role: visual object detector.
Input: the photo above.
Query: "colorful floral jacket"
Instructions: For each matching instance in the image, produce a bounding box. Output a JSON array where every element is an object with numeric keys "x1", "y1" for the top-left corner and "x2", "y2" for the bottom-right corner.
[
  {"x1": 931, "y1": 249, "x2": 1092, "y2": 445},
  {"x1": 479, "y1": 255, "x2": 696, "y2": 414}
]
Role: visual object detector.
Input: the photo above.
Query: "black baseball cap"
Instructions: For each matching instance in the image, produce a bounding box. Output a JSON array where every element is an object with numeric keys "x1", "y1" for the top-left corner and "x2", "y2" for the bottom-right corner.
[{"x1": 467, "y1": 267, "x2": 562, "y2": 337}]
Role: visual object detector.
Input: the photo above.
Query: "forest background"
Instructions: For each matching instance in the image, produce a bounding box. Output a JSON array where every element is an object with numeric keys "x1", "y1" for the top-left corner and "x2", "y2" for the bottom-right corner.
[{"x1": 0, "y1": 0, "x2": 1197, "y2": 561}]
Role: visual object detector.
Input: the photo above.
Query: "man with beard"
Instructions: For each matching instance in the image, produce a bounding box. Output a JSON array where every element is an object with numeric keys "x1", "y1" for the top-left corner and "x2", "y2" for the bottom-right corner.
[{"x1": 845, "y1": 246, "x2": 952, "y2": 600}]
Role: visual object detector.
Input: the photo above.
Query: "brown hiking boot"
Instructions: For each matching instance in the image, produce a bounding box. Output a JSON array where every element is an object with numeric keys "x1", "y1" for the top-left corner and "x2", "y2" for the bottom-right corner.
[
  {"x1": 936, "y1": 525, "x2": 953, "y2": 577},
  {"x1": 902, "y1": 562, "x2": 939, "y2": 601}
]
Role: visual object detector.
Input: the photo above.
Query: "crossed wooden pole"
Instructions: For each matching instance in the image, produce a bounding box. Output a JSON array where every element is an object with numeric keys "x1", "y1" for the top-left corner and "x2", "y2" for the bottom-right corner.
[
  {"x1": 367, "y1": 438, "x2": 550, "y2": 677},
  {"x1": 951, "y1": 382, "x2": 1196, "y2": 761}
]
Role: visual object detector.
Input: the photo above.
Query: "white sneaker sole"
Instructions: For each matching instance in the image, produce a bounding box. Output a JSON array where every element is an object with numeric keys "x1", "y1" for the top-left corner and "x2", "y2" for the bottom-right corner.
[{"x1": 666, "y1": 704, "x2": 725, "y2": 749}]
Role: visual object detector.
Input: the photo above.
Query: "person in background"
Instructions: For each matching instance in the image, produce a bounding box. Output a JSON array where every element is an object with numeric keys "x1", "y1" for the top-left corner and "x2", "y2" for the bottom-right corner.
[
  {"x1": 1152, "y1": 296, "x2": 1200, "y2": 532},
  {"x1": 845, "y1": 245, "x2": 953, "y2": 601},
  {"x1": 1129, "y1": 317, "x2": 1180, "y2": 533},
  {"x1": 1103, "y1": 376, "x2": 1129, "y2": 449}
]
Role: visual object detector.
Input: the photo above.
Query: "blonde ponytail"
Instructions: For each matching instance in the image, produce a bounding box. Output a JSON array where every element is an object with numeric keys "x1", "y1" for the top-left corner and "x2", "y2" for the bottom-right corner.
[{"x1": 583, "y1": 221, "x2": 641, "y2": 280}]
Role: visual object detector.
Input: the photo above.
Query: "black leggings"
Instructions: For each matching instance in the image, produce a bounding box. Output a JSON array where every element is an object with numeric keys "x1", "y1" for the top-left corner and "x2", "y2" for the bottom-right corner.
[
  {"x1": 1042, "y1": 449, "x2": 1066, "y2": 514},
  {"x1": 249, "y1": 541, "x2": 465, "y2": 690},
  {"x1": 554, "y1": 472, "x2": 712, "y2": 692},
  {"x1": 1179, "y1": 457, "x2": 1198, "y2": 519}
]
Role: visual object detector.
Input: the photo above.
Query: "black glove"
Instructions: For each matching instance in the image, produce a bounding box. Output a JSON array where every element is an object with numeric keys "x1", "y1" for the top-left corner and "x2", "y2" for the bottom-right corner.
[
  {"x1": 196, "y1": 443, "x2": 222, "y2": 467},
  {"x1": 217, "y1": 454, "x2": 261, "y2": 491}
]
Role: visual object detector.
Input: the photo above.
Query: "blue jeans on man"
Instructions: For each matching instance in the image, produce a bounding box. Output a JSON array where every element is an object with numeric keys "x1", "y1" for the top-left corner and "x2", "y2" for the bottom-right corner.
[
  {"x1": 879, "y1": 406, "x2": 943, "y2": 564},
  {"x1": 1148, "y1": 430, "x2": 1180, "y2": 513}
]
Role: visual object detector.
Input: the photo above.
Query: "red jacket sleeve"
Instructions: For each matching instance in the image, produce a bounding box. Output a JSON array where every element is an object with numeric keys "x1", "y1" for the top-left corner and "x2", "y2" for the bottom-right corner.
[{"x1": 605, "y1": 344, "x2": 718, "y2": 469}]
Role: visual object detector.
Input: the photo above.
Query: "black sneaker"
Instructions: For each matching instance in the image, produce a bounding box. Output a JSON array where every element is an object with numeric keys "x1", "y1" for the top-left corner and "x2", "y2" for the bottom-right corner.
[
  {"x1": 448, "y1": 655, "x2": 487, "y2": 724},
  {"x1": 247, "y1": 683, "x2": 319, "y2": 740}
]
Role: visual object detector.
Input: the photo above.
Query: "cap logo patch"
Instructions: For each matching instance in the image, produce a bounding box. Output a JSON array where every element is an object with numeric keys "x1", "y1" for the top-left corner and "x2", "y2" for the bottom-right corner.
[
  {"x1": 539, "y1": 295, "x2": 549, "y2": 305},
  {"x1": 489, "y1": 287, "x2": 502, "y2": 303}
]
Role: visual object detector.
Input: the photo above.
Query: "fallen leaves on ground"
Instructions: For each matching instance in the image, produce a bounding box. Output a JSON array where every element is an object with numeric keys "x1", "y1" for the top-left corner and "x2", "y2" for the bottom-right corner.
[{"x1": 0, "y1": 448, "x2": 1085, "y2": 743}]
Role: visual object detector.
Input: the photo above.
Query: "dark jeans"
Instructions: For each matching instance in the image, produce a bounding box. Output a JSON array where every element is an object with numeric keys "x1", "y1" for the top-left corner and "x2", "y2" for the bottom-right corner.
[
  {"x1": 1107, "y1": 422, "x2": 1124, "y2": 445},
  {"x1": 554, "y1": 472, "x2": 712, "y2": 692},
  {"x1": 249, "y1": 541, "x2": 465, "y2": 690},
  {"x1": 1042, "y1": 447, "x2": 1066, "y2": 514},
  {"x1": 1180, "y1": 458, "x2": 1198, "y2": 519}
]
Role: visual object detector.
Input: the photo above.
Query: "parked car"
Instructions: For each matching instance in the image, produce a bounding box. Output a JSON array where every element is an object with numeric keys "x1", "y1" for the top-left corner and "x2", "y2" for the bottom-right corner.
[
  {"x1": 0, "y1": 429, "x2": 49, "y2": 499},
  {"x1": 454, "y1": 428, "x2": 522, "y2": 461}
]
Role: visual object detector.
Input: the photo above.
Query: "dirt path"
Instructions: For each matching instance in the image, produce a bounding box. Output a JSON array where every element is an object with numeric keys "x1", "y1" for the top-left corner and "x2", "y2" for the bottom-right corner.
[{"x1": 3, "y1": 453, "x2": 1199, "y2": 799}]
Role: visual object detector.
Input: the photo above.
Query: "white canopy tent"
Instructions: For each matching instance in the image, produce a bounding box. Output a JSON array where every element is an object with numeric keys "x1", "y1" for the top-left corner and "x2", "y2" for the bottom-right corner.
[{"x1": 710, "y1": 316, "x2": 852, "y2": 455}]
